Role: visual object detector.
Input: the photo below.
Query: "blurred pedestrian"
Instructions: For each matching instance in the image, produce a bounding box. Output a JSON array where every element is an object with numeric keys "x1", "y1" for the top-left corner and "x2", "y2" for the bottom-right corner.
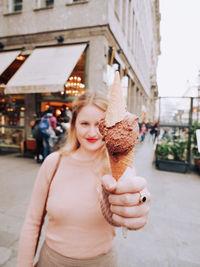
[
  {"x1": 31, "y1": 114, "x2": 43, "y2": 163},
  {"x1": 47, "y1": 107, "x2": 57, "y2": 154},
  {"x1": 162, "y1": 129, "x2": 170, "y2": 139},
  {"x1": 153, "y1": 121, "x2": 159, "y2": 143},
  {"x1": 149, "y1": 122, "x2": 155, "y2": 142},
  {"x1": 55, "y1": 121, "x2": 66, "y2": 149},
  {"x1": 140, "y1": 123, "x2": 147, "y2": 142},
  {"x1": 39, "y1": 107, "x2": 57, "y2": 159},
  {"x1": 39, "y1": 113, "x2": 51, "y2": 160}
]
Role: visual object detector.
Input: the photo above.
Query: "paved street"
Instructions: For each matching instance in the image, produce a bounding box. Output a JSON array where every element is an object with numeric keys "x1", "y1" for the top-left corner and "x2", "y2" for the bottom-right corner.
[{"x1": 0, "y1": 137, "x2": 200, "y2": 267}]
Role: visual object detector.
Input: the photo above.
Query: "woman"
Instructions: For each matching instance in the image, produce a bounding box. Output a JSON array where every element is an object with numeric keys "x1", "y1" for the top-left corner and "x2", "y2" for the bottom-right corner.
[{"x1": 17, "y1": 91, "x2": 150, "y2": 267}]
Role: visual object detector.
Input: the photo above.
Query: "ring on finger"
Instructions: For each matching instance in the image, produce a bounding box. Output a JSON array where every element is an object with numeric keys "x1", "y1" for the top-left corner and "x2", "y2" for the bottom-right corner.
[{"x1": 139, "y1": 191, "x2": 147, "y2": 204}]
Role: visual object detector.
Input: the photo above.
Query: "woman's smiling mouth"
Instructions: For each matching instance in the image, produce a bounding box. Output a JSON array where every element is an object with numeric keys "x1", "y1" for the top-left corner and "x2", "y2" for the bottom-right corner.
[{"x1": 86, "y1": 138, "x2": 98, "y2": 143}]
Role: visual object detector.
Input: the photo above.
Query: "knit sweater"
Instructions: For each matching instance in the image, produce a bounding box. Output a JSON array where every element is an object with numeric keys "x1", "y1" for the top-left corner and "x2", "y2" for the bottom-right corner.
[{"x1": 17, "y1": 152, "x2": 115, "y2": 267}]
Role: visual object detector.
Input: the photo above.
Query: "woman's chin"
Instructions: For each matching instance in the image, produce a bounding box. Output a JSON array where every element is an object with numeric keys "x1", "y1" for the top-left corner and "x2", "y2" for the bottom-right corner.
[{"x1": 83, "y1": 142, "x2": 104, "y2": 153}]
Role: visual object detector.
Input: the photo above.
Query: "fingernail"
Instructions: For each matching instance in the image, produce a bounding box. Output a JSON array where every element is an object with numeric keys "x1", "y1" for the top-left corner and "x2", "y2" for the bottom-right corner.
[{"x1": 107, "y1": 183, "x2": 116, "y2": 191}]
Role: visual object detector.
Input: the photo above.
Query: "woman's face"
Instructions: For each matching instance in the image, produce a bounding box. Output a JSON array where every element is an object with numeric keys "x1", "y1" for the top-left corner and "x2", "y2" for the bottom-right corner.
[{"x1": 75, "y1": 104, "x2": 105, "y2": 153}]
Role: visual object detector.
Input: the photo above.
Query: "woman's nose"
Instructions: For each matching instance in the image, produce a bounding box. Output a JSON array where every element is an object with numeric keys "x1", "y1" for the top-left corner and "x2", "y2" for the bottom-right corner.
[{"x1": 88, "y1": 125, "x2": 97, "y2": 136}]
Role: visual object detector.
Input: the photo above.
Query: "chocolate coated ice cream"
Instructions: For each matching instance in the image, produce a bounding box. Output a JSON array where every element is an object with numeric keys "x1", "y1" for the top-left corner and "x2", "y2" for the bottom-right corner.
[{"x1": 99, "y1": 112, "x2": 139, "y2": 156}]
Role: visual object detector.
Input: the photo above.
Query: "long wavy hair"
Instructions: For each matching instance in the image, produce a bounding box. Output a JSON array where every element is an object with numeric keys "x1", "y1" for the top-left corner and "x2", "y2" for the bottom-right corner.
[{"x1": 60, "y1": 90, "x2": 111, "y2": 177}]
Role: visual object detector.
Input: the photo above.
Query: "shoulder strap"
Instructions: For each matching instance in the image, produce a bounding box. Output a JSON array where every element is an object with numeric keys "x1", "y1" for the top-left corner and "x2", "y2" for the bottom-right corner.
[
  {"x1": 34, "y1": 152, "x2": 62, "y2": 257},
  {"x1": 48, "y1": 152, "x2": 62, "y2": 186}
]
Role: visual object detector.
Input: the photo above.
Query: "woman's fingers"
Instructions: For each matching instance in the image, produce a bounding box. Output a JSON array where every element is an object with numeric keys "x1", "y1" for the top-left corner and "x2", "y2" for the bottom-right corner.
[
  {"x1": 109, "y1": 188, "x2": 151, "y2": 229},
  {"x1": 109, "y1": 192, "x2": 140, "y2": 206},
  {"x1": 102, "y1": 170, "x2": 147, "y2": 194},
  {"x1": 102, "y1": 172, "x2": 151, "y2": 230},
  {"x1": 115, "y1": 175, "x2": 147, "y2": 194},
  {"x1": 110, "y1": 202, "x2": 150, "y2": 218},
  {"x1": 112, "y1": 214, "x2": 149, "y2": 230},
  {"x1": 108, "y1": 189, "x2": 151, "y2": 206}
]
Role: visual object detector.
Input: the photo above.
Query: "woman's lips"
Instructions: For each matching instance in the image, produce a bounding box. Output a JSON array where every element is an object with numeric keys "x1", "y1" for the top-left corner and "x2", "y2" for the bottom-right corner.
[{"x1": 86, "y1": 138, "x2": 98, "y2": 143}]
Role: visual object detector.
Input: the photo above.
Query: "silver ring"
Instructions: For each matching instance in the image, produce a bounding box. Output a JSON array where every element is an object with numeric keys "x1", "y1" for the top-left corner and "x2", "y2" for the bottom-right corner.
[{"x1": 139, "y1": 192, "x2": 147, "y2": 204}]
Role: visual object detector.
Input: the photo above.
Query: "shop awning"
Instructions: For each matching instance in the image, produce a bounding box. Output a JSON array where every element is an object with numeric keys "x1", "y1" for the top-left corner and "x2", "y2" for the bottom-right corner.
[
  {"x1": 0, "y1": 51, "x2": 21, "y2": 75},
  {"x1": 5, "y1": 44, "x2": 87, "y2": 94}
]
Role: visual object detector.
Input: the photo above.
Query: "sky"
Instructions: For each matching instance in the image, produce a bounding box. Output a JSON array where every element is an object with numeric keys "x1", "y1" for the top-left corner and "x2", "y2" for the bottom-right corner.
[{"x1": 157, "y1": 0, "x2": 200, "y2": 97}]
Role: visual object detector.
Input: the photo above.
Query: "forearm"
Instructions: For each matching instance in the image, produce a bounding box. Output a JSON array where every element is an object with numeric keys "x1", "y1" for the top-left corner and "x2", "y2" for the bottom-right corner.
[
  {"x1": 17, "y1": 193, "x2": 46, "y2": 266},
  {"x1": 17, "y1": 223, "x2": 39, "y2": 267}
]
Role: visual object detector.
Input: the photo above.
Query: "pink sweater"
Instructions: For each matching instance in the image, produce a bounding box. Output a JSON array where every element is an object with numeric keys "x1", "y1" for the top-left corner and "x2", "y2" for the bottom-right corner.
[{"x1": 17, "y1": 152, "x2": 115, "y2": 267}]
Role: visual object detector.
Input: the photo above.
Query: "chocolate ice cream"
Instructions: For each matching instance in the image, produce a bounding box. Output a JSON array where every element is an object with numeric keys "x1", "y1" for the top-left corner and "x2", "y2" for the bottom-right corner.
[{"x1": 99, "y1": 112, "x2": 139, "y2": 156}]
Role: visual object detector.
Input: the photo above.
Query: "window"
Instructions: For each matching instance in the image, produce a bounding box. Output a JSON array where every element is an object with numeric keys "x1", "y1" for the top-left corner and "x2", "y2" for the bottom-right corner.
[
  {"x1": 127, "y1": 0, "x2": 131, "y2": 44},
  {"x1": 131, "y1": 10, "x2": 135, "y2": 52},
  {"x1": 122, "y1": 0, "x2": 126, "y2": 32},
  {"x1": 66, "y1": 0, "x2": 88, "y2": 4},
  {"x1": 8, "y1": 0, "x2": 22, "y2": 13},
  {"x1": 114, "y1": 0, "x2": 120, "y2": 20},
  {"x1": 36, "y1": 0, "x2": 54, "y2": 9}
]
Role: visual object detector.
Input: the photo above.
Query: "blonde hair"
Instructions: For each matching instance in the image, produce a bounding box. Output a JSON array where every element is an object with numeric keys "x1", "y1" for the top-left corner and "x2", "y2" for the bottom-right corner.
[{"x1": 60, "y1": 90, "x2": 111, "y2": 176}]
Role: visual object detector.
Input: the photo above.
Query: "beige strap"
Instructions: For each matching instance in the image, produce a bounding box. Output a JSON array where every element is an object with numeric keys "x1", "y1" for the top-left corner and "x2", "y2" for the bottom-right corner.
[{"x1": 34, "y1": 153, "x2": 62, "y2": 256}]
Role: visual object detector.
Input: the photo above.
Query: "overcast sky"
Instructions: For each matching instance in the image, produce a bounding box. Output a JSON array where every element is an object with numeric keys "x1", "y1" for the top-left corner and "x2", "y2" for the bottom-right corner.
[{"x1": 157, "y1": 0, "x2": 200, "y2": 97}]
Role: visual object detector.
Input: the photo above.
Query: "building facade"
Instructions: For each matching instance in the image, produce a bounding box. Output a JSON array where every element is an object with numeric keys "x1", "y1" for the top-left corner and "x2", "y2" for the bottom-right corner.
[{"x1": 0, "y1": 0, "x2": 160, "y2": 151}]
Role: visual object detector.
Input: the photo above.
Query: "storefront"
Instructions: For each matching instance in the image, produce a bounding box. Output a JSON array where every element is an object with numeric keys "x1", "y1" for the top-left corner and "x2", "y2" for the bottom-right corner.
[
  {"x1": 0, "y1": 51, "x2": 27, "y2": 151},
  {"x1": 0, "y1": 43, "x2": 87, "y2": 152},
  {"x1": 0, "y1": 93, "x2": 25, "y2": 152}
]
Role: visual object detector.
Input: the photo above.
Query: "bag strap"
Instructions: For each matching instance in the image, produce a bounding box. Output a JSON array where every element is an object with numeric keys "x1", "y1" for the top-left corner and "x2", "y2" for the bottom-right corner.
[
  {"x1": 48, "y1": 153, "x2": 62, "y2": 186},
  {"x1": 34, "y1": 152, "x2": 62, "y2": 256}
]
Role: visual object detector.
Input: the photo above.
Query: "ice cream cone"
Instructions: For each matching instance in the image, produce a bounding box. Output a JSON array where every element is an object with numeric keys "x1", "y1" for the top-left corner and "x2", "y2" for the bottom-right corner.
[
  {"x1": 99, "y1": 71, "x2": 138, "y2": 228},
  {"x1": 109, "y1": 149, "x2": 134, "y2": 181}
]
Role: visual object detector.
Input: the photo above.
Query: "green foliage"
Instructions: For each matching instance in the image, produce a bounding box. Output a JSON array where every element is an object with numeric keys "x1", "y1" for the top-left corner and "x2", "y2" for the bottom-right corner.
[
  {"x1": 156, "y1": 121, "x2": 200, "y2": 162},
  {"x1": 156, "y1": 137, "x2": 187, "y2": 161},
  {"x1": 156, "y1": 140, "x2": 172, "y2": 160},
  {"x1": 190, "y1": 120, "x2": 200, "y2": 143},
  {"x1": 170, "y1": 138, "x2": 187, "y2": 161}
]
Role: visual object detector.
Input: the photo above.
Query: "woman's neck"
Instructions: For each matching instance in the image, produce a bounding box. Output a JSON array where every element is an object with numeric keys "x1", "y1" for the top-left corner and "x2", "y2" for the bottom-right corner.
[{"x1": 72, "y1": 148, "x2": 98, "y2": 161}]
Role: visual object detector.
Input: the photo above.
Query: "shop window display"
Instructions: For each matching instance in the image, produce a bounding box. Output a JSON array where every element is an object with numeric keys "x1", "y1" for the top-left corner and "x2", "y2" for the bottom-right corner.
[{"x1": 0, "y1": 95, "x2": 25, "y2": 151}]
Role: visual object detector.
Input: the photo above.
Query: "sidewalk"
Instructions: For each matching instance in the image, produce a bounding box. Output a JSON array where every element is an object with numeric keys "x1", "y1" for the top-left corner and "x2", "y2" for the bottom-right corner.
[{"x1": 0, "y1": 137, "x2": 200, "y2": 267}]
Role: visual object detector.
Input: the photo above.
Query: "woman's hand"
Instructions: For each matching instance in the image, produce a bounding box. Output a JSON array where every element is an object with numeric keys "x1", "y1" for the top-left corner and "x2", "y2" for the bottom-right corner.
[{"x1": 101, "y1": 167, "x2": 151, "y2": 230}]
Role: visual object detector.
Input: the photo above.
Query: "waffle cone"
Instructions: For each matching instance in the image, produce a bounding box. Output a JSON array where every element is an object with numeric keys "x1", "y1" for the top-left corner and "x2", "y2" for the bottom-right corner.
[{"x1": 109, "y1": 149, "x2": 134, "y2": 181}]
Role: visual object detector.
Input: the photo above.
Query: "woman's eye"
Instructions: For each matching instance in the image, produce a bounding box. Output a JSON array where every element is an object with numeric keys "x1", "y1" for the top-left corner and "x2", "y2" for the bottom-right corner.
[{"x1": 81, "y1": 122, "x2": 89, "y2": 126}]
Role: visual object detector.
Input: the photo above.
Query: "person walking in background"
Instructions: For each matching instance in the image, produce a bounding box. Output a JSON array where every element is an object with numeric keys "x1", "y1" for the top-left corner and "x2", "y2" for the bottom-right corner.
[
  {"x1": 48, "y1": 107, "x2": 57, "y2": 154},
  {"x1": 162, "y1": 129, "x2": 170, "y2": 139},
  {"x1": 31, "y1": 114, "x2": 43, "y2": 163},
  {"x1": 39, "y1": 112, "x2": 51, "y2": 160},
  {"x1": 55, "y1": 121, "x2": 66, "y2": 149},
  {"x1": 17, "y1": 91, "x2": 151, "y2": 267},
  {"x1": 39, "y1": 108, "x2": 57, "y2": 160},
  {"x1": 149, "y1": 122, "x2": 155, "y2": 142},
  {"x1": 140, "y1": 123, "x2": 147, "y2": 143},
  {"x1": 153, "y1": 121, "x2": 159, "y2": 143}
]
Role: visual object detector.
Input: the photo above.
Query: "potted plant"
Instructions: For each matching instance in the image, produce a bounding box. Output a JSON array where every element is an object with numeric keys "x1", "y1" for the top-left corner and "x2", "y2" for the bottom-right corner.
[{"x1": 155, "y1": 137, "x2": 188, "y2": 173}]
